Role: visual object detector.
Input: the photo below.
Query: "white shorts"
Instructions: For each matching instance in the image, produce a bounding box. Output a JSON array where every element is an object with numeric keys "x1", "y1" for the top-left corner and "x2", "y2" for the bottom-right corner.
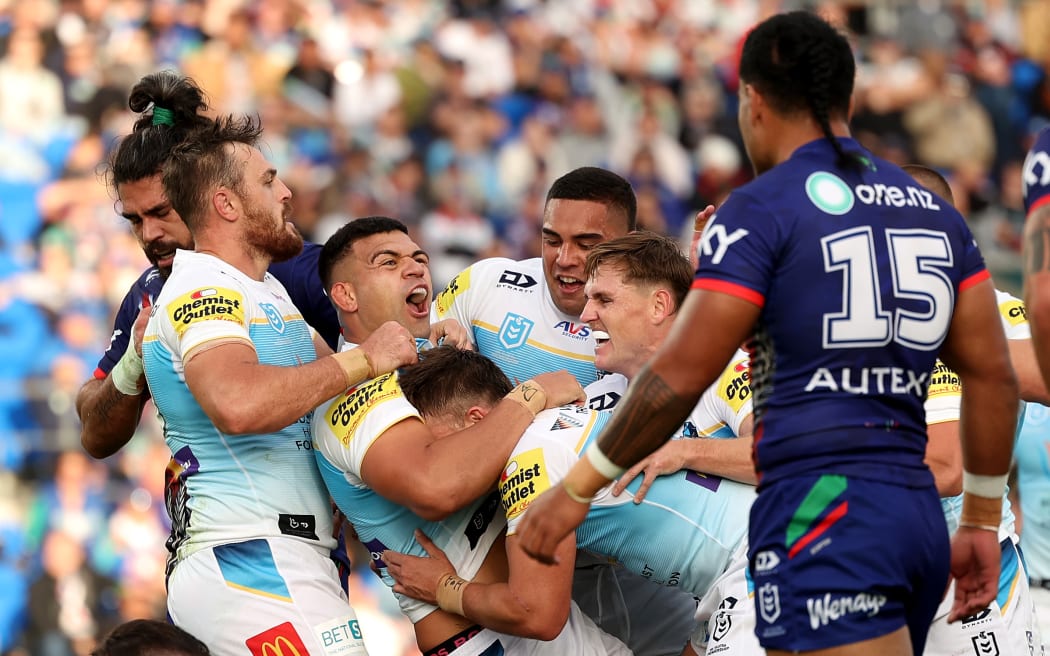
[
  {"x1": 168, "y1": 537, "x2": 368, "y2": 656},
  {"x1": 690, "y1": 543, "x2": 763, "y2": 656},
  {"x1": 925, "y1": 538, "x2": 1044, "y2": 656},
  {"x1": 446, "y1": 601, "x2": 632, "y2": 656},
  {"x1": 572, "y1": 554, "x2": 697, "y2": 656}
]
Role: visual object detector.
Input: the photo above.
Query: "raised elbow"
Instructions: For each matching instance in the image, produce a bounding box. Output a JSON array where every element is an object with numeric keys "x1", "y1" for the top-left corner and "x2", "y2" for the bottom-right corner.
[{"x1": 516, "y1": 606, "x2": 569, "y2": 641}]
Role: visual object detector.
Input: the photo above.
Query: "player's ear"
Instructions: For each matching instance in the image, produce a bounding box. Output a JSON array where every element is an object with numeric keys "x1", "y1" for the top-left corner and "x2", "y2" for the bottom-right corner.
[
  {"x1": 465, "y1": 405, "x2": 488, "y2": 426},
  {"x1": 651, "y1": 287, "x2": 675, "y2": 323},
  {"x1": 329, "y1": 281, "x2": 357, "y2": 313}
]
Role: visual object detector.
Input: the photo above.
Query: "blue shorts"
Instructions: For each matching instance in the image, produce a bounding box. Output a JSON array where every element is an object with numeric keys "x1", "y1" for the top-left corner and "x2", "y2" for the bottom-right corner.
[{"x1": 748, "y1": 474, "x2": 949, "y2": 654}]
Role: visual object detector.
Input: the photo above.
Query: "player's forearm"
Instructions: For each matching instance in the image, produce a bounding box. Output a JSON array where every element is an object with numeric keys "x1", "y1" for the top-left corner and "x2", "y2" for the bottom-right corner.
[
  {"x1": 415, "y1": 400, "x2": 540, "y2": 515},
  {"x1": 76, "y1": 378, "x2": 145, "y2": 459},
  {"x1": 958, "y1": 376, "x2": 1017, "y2": 477},
  {"x1": 598, "y1": 364, "x2": 701, "y2": 473},
  {"x1": 458, "y1": 581, "x2": 567, "y2": 640},
  {"x1": 193, "y1": 356, "x2": 356, "y2": 435},
  {"x1": 682, "y1": 437, "x2": 757, "y2": 485}
]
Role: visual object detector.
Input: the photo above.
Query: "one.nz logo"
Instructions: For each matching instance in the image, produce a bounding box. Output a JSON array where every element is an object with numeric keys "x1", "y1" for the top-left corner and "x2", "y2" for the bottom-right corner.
[{"x1": 498, "y1": 313, "x2": 534, "y2": 349}]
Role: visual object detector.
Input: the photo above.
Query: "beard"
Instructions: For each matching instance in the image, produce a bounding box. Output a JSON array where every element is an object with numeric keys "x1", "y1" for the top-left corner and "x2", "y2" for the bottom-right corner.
[{"x1": 243, "y1": 198, "x2": 303, "y2": 263}]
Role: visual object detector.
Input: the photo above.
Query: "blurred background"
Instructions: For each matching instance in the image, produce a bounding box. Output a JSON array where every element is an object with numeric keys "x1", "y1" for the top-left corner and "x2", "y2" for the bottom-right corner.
[{"x1": 0, "y1": 0, "x2": 1046, "y2": 653}]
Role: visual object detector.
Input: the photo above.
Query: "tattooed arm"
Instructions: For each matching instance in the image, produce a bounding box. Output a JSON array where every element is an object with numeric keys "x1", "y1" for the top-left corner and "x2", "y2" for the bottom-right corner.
[
  {"x1": 1023, "y1": 205, "x2": 1050, "y2": 387},
  {"x1": 515, "y1": 289, "x2": 761, "y2": 563}
]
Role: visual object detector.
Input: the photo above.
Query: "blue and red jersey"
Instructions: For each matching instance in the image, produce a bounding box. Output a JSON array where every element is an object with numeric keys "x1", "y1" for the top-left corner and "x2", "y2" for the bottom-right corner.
[
  {"x1": 1023, "y1": 126, "x2": 1050, "y2": 215},
  {"x1": 695, "y1": 137, "x2": 987, "y2": 488}
]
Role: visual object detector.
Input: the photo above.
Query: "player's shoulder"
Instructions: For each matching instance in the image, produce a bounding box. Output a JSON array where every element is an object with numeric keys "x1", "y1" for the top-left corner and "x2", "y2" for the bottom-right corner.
[{"x1": 436, "y1": 257, "x2": 543, "y2": 314}]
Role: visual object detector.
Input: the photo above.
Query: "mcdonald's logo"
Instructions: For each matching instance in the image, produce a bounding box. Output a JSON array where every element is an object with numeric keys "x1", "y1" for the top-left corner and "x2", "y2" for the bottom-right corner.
[{"x1": 246, "y1": 622, "x2": 309, "y2": 656}]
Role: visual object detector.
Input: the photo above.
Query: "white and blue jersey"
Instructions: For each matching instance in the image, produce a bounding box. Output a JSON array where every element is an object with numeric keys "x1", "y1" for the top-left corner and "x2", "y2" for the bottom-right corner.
[
  {"x1": 311, "y1": 364, "x2": 505, "y2": 623},
  {"x1": 96, "y1": 241, "x2": 339, "y2": 381},
  {"x1": 142, "y1": 250, "x2": 335, "y2": 574},
  {"x1": 694, "y1": 137, "x2": 988, "y2": 488},
  {"x1": 503, "y1": 405, "x2": 755, "y2": 598},
  {"x1": 585, "y1": 349, "x2": 752, "y2": 439},
  {"x1": 433, "y1": 257, "x2": 599, "y2": 387}
]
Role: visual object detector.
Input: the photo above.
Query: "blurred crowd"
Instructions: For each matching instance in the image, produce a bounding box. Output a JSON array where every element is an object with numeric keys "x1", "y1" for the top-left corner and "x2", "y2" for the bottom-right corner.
[{"x1": 0, "y1": 0, "x2": 1048, "y2": 653}]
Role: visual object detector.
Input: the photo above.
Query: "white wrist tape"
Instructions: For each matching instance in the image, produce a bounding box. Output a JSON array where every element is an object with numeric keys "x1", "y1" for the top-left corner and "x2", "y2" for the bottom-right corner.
[
  {"x1": 584, "y1": 442, "x2": 626, "y2": 481},
  {"x1": 110, "y1": 339, "x2": 145, "y2": 396},
  {"x1": 962, "y1": 471, "x2": 1008, "y2": 500}
]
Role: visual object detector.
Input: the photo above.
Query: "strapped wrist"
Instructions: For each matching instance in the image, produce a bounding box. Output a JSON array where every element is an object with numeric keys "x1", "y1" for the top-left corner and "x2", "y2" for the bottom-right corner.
[
  {"x1": 333, "y1": 348, "x2": 375, "y2": 387},
  {"x1": 435, "y1": 572, "x2": 468, "y2": 616},
  {"x1": 505, "y1": 379, "x2": 547, "y2": 417},
  {"x1": 110, "y1": 339, "x2": 145, "y2": 396},
  {"x1": 962, "y1": 471, "x2": 1008, "y2": 500}
]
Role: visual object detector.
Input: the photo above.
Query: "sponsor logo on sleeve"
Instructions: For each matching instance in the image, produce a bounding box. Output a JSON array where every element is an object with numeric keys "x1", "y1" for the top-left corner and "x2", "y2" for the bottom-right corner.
[
  {"x1": 246, "y1": 622, "x2": 309, "y2": 656},
  {"x1": 999, "y1": 299, "x2": 1027, "y2": 328},
  {"x1": 700, "y1": 224, "x2": 750, "y2": 265},
  {"x1": 435, "y1": 269, "x2": 470, "y2": 316},
  {"x1": 498, "y1": 313, "x2": 534, "y2": 349},
  {"x1": 498, "y1": 270, "x2": 537, "y2": 290},
  {"x1": 167, "y1": 286, "x2": 245, "y2": 336},
  {"x1": 717, "y1": 359, "x2": 751, "y2": 412},
  {"x1": 313, "y1": 614, "x2": 367, "y2": 656},
  {"x1": 323, "y1": 373, "x2": 401, "y2": 446},
  {"x1": 500, "y1": 449, "x2": 550, "y2": 520},
  {"x1": 926, "y1": 360, "x2": 961, "y2": 399}
]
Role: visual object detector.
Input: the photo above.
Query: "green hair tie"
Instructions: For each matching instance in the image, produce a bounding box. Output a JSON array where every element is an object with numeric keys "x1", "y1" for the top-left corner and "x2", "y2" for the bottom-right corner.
[{"x1": 152, "y1": 106, "x2": 175, "y2": 127}]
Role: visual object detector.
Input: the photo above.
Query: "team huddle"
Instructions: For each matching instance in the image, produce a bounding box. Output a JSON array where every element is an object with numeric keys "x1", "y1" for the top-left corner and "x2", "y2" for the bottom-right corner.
[{"x1": 77, "y1": 10, "x2": 1050, "y2": 656}]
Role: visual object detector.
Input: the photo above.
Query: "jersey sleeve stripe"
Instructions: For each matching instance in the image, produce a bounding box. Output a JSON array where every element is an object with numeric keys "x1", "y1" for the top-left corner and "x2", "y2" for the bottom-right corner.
[
  {"x1": 1028, "y1": 193, "x2": 1050, "y2": 216},
  {"x1": 691, "y1": 278, "x2": 766, "y2": 307},
  {"x1": 958, "y1": 269, "x2": 991, "y2": 293}
]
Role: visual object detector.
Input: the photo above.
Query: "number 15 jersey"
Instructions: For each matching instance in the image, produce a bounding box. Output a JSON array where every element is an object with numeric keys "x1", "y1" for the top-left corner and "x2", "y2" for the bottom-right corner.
[{"x1": 694, "y1": 137, "x2": 988, "y2": 488}]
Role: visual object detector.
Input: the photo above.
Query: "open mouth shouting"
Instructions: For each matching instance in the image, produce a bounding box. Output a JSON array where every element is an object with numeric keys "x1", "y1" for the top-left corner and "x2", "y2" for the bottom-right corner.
[{"x1": 406, "y1": 285, "x2": 429, "y2": 318}]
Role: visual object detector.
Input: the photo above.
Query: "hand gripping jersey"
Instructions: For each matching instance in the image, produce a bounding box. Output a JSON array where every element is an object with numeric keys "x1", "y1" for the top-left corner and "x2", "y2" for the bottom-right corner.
[
  {"x1": 142, "y1": 250, "x2": 335, "y2": 573},
  {"x1": 1023, "y1": 126, "x2": 1050, "y2": 216},
  {"x1": 96, "y1": 241, "x2": 340, "y2": 380},
  {"x1": 585, "y1": 349, "x2": 753, "y2": 438},
  {"x1": 311, "y1": 363, "x2": 505, "y2": 623},
  {"x1": 503, "y1": 405, "x2": 755, "y2": 598},
  {"x1": 433, "y1": 257, "x2": 599, "y2": 387},
  {"x1": 694, "y1": 138, "x2": 988, "y2": 488}
]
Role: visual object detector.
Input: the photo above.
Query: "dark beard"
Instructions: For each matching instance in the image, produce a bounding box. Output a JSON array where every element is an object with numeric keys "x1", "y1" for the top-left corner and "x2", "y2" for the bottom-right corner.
[{"x1": 243, "y1": 202, "x2": 303, "y2": 263}]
